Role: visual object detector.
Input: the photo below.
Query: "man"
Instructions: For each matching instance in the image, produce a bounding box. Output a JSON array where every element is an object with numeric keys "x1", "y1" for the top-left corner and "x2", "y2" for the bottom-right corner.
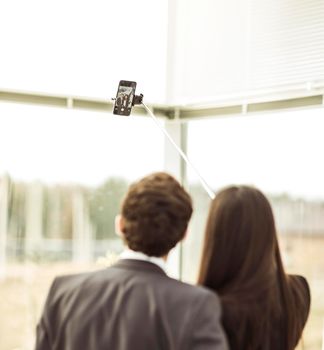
[{"x1": 36, "y1": 172, "x2": 228, "y2": 350}]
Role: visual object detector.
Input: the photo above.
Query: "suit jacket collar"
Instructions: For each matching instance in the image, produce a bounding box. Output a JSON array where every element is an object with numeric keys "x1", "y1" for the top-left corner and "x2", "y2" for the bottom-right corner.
[
  {"x1": 119, "y1": 249, "x2": 167, "y2": 272},
  {"x1": 112, "y1": 259, "x2": 167, "y2": 276}
]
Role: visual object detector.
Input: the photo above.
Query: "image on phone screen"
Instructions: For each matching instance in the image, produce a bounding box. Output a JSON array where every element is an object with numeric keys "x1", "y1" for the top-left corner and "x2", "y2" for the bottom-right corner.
[{"x1": 113, "y1": 81, "x2": 137, "y2": 116}]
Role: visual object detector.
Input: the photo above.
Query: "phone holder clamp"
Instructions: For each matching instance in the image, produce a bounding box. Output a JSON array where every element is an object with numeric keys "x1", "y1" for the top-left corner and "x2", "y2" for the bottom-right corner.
[{"x1": 133, "y1": 94, "x2": 144, "y2": 106}]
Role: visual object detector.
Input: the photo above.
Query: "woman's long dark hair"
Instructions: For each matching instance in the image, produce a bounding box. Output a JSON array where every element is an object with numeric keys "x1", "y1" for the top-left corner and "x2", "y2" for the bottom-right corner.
[{"x1": 198, "y1": 186, "x2": 309, "y2": 350}]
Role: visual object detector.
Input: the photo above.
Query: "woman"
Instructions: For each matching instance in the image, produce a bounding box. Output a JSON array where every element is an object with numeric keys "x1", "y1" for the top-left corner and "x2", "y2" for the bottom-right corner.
[{"x1": 198, "y1": 186, "x2": 310, "y2": 350}]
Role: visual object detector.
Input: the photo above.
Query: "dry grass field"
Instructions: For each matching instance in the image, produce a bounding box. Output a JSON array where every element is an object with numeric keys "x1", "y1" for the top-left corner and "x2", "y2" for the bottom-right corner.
[
  {"x1": 0, "y1": 236, "x2": 323, "y2": 350},
  {"x1": 280, "y1": 235, "x2": 324, "y2": 350},
  {"x1": 0, "y1": 263, "x2": 101, "y2": 350}
]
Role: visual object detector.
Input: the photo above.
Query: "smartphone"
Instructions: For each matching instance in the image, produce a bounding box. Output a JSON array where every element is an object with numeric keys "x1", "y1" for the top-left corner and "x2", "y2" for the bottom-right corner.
[{"x1": 113, "y1": 80, "x2": 137, "y2": 116}]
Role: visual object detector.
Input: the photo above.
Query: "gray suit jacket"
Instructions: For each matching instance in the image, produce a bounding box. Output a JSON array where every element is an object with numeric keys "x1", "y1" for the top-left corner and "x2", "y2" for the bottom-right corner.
[{"x1": 36, "y1": 259, "x2": 228, "y2": 350}]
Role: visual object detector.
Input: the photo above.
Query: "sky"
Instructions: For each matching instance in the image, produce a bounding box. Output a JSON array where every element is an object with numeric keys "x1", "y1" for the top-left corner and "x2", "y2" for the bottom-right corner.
[
  {"x1": 188, "y1": 107, "x2": 324, "y2": 200},
  {"x1": 0, "y1": 102, "x2": 164, "y2": 186}
]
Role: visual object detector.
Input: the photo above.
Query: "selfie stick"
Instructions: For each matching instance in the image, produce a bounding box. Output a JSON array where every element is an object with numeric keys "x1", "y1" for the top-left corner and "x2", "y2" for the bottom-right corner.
[{"x1": 141, "y1": 101, "x2": 215, "y2": 200}]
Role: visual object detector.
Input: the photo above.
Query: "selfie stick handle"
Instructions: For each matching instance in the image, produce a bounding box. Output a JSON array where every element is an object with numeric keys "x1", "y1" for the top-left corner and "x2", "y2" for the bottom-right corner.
[{"x1": 142, "y1": 102, "x2": 215, "y2": 200}]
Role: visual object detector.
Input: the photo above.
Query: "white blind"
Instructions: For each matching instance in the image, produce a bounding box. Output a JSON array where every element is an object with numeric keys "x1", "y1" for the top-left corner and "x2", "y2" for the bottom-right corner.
[
  {"x1": 248, "y1": 0, "x2": 324, "y2": 90},
  {"x1": 169, "y1": 0, "x2": 324, "y2": 104}
]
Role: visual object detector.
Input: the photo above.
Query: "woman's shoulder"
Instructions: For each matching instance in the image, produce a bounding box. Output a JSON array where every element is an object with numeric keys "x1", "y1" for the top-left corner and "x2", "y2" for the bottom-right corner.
[
  {"x1": 289, "y1": 274, "x2": 308, "y2": 286},
  {"x1": 288, "y1": 274, "x2": 310, "y2": 297},
  {"x1": 288, "y1": 274, "x2": 311, "y2": 316}
]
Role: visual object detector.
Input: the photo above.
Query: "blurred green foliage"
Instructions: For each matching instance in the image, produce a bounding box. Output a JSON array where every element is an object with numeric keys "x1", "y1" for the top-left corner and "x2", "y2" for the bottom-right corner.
[{"x1": 87, "y1": 177, "x2": 128, "y2": 239}]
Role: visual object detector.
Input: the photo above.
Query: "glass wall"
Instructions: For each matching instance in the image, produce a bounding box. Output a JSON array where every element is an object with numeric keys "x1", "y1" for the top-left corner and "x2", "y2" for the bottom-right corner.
[
  {"x1": 184, "y1": 107, "x2": 324, "y2": 349},
  {"x1": 0, "y1": 102, "x2": 164, "y2": 349}
]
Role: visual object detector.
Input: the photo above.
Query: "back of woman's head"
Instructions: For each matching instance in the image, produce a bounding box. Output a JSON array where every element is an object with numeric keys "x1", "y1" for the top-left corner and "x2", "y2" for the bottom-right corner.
[
  {"x1": 198, "y1": 185, "x2": 309, "y2": 350},
  {"x1": 198, "y1": 186, "x2": 277, "y2": 294}
]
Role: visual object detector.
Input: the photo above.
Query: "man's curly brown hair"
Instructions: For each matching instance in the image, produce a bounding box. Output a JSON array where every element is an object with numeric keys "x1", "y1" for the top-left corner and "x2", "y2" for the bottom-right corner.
[{"x1": 121, "y1": 172, "x2": 193, "y2": 257}]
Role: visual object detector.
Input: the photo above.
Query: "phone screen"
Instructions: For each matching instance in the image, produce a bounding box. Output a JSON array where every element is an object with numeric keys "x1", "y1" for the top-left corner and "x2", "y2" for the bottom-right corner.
[{"x1": 113, "y1": 80, "x2": 137, "y2": 116}]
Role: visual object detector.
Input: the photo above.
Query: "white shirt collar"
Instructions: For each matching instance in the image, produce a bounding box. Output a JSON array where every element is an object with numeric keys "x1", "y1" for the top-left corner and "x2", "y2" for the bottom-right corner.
[{"x1": 119, "y1": 249, "x2": 167, "y2": 272}]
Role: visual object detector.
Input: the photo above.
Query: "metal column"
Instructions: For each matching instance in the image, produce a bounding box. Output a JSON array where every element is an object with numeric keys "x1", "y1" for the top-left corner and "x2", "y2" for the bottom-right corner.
[{"x1": 164, "y1": 118, "x2": 188, "y2": 280}]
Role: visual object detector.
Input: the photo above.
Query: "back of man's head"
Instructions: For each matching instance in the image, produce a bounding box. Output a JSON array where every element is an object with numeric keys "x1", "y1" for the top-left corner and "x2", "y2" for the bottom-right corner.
[{"x1": 120, "y1": 172, "x2": 193, "y2": 257}]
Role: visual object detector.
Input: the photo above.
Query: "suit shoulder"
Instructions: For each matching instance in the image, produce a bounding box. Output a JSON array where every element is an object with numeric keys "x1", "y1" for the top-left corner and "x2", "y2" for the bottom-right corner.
[
  {"x1": 166, "y1": 277, "x2": 220, "y2": 304},
  {"x1": 51, "y1": 269, "x2": 106, "y2": 298},
  {"x1": 54, "y1": 270, "x2": 95, "y2": 285}
]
